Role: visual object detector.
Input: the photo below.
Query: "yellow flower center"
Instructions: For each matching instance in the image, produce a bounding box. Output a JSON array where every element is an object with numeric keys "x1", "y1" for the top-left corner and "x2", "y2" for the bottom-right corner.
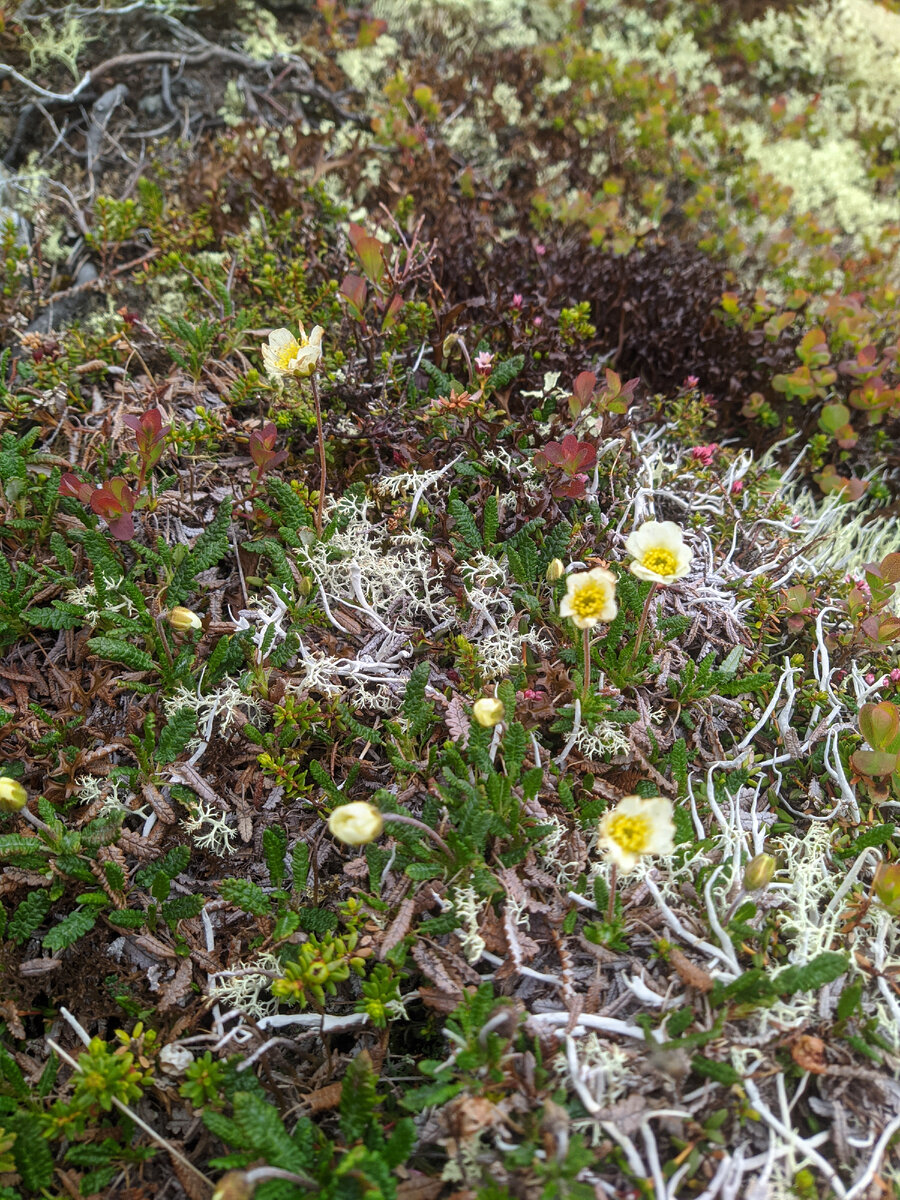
[
  {"x1": 606, "y1": 813, "x2": 651, "y2": 854},
  {"x1": 640, "y1": 547, "x2": 677, "y2": 576},
  {"x1": 570, "y1": 581, "x2": 610, "y2": 619},
  {"x1": 275, "y1": 344, "x2": 298, "y2": 371}
]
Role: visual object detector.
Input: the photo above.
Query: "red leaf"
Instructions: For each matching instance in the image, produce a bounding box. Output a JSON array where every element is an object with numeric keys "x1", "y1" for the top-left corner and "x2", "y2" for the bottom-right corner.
[{"x1": 59, "y1": 473, "x2": 94, "y2": 505}]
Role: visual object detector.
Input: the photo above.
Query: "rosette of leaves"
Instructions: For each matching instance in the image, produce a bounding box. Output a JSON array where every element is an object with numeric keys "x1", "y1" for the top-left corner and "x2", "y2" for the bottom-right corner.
[{"x1": 533, "y1": 434, "x2": 596, "y2": 499}]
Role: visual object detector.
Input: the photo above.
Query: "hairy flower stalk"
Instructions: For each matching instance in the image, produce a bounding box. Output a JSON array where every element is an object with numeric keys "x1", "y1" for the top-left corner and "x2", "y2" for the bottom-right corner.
[
  {"x1": 560, "y1": 567, "x2": 617, "y2": 695},
  {"x1": 624, "y1": 521, "x2": 693, "y2": 664},
  {"x1": 262, "y1": 323, "x2": 326, "y2": 534},
  {"x1": 597, "y1": 794, "x2": 675, "y2": 921},
  {"x1": 328, "y1": 801, "x2": 451, "y2": 857}
]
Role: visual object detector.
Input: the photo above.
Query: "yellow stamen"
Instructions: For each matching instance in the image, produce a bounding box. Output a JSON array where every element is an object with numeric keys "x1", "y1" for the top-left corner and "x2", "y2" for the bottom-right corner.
[
  {"x1": 641, "y1": 547, "x2": 677, "y2": 576},
  {"x1": 570, "y1": 582, "x2": 611, "y2": 619},
  {"x1": 275, "y1": 344, "x2": 298, "y2": 370},
  {"x1": 606, "y1": 813, "x2": 651, "y2": 854}
]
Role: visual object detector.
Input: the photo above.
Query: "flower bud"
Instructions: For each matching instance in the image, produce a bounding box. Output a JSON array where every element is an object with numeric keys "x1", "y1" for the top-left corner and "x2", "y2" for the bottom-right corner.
[
  {"x1": 297, "y1": 575, "x2": 313, "y2": 597},
  {"x1": 546, "y1": 558, "x2": 565, "y2": 582},
  {"x1": 874, "y1": 862, "x2": 900, "y2": 915},
  {"x1": 0, "y1": 777, "x2": 27, "y2": 812},
  {"x1": 743, "y1": 852, "x2": 776, "y2": 891},
  {"x1": 168, "y1": 606, "x2": 202, "y2": 632},
  {"x1": 212, "y1": 1172, "x2": 255, "y2": 1200},
  {"x1": 472, "y1": 697, "x2": 505, "y2": 728},
  {"x1": 328, "y1": 801, "x2": 384, "y2": 846}
]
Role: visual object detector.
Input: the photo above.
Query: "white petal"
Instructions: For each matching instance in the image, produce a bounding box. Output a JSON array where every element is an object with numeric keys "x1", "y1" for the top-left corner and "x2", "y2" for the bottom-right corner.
[
  {"x1": 650, "y1": 521, "x2": 686, "y2": 553},
  {"x1": 628, "y1": 560, "x2": 663, "y2": 583},
  {"x1": 626, "y1": 519, "x2": 686, "y2": 560},
  {"x1": 267, "y1": 328, "x2": 298, "y2": 351},
  {"x1": 614, "y1": 794, "x2": 646, "y2": 818}
]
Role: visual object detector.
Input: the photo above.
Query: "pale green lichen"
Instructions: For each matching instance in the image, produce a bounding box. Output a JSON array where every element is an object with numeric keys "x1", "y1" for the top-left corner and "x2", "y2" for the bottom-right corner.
[
  {"x1": 587, "y1": 1, "x2": 722, "y2": 93},
  {"x1": 336, "y1": 35, "x2": 402, "y2": 92},
  {"x1": 218, "y1": 79, "x2": 247, "y2": 129},
  {"x1": 21, "y1": 15, "x2": 96, "y2": 82},
  {"x1": 371, "y1": 0, "x2": 568, "y2": 55}
]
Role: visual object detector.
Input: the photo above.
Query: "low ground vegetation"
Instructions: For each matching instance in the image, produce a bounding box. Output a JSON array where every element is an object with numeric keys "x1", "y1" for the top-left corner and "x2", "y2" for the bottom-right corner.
[{"x1": 2, "y1": 0, "x2": 900, "y2": 1197}]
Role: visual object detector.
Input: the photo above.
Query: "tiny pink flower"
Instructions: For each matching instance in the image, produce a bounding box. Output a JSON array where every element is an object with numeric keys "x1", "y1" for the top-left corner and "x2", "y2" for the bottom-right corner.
[
  {"x1": 685, "y1": 375, "x2": 699, "y2": 388},
  {"x1": 865, "y1": 673, "x2": 876, "y2": 685},
  {"x1": 791, "y1": 515, "x2": 803, "y2": 528},
  {"x1": 730, "y1": 479, "x2": 744, "y2": 495},
  {"x1": 474, "y1": 351, "x2": 494, "y2": 374},
  {"x1": 533, "y1": 316, "x2": 542, "y2": 327},
  {"x1": 534, "y1": 243, "x2": 546, "y2": 256},
  {"x1": 691, "y1": 443, "x2": 719, "y2": 466},
  {"x1": 511, "y1": 293, "x2": 523, "y2": 310},
  {"x1": 890, "y1": 668, "x2": 900, "y2": 683}
]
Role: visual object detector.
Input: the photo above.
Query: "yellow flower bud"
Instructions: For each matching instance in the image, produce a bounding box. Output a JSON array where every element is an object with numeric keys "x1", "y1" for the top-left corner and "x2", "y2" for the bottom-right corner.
[
  {"x1": 211, "y1": 1172, "x2": 255, "y2": 1200},
  {"x1": 472, "y1": 697, "x2": 505, "y2": 728},
  {"x1": 0, "y1": 777, "x2": 27, "y2": 812},
  {"x1": 297, "y1": 575, "x2": 313, "y2": 597},
  {"x1": 328, "y1": 801, "x2": 384, "y2": 846},
  {"x1": 546, "y1": 558, "x2": 565, "y2": 582},
  {"x1": 743, "y1": 852, "x2": 776, "y2": 891},
  {"x1": 168, "y1": 606, "x2": 202, "y2": 632}
]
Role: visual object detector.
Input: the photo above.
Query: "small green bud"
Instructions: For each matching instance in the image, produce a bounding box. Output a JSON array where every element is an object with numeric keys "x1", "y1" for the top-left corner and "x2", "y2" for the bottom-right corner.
[
  {"x1": 873, "y1": 862, "x2": 900, "y2": 915},
  {"x1": 0, "y1": 777, "x2": 27, "y2": 812},
  {"x1": 472, "y1": 697, "x2": 505, "y2": 728},
  {"x1": 297, "y1": 575, "x2": 313, "y2": 597},
  {"x1": 546, "y1": 558, "x2": 565, "y2": 582},
  {"x1": 743, "y1": 852, "x2": 776, "y2": 891},
  {"x1": 168, "y1": 606, "x2": 202, "y2": 632}
]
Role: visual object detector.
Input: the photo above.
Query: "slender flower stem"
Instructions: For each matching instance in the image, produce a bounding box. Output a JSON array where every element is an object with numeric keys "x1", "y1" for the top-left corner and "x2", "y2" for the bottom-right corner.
[
  {"x1": 607, "y1": 862, "x2": 618, "y2": 925},
  {"x1": 382, "y1": 813, "x2": 452, "y2": 858},
  {"x1": 629, "y1": 582, "x2": 658, "y2": 666},
  {"x1": 310, "y1": 373, "x2": 326, "y2": 536},
  {"x1": 582, "y1": 627, "x2": 592, "y2": 696},
  {"x1": 19, "y1": 806, "x2": 55, "y2": 836}
]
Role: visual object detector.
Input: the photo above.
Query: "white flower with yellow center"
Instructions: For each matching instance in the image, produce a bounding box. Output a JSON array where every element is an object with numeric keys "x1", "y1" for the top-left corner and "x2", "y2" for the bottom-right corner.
[
  {"x1": 559, "y1": 567, "x2": 618, "y2": 630},
  {"x1": 597, "y1": 794, "x2": 674, "y2": 874},
  {"x1": 262, "y1": 323, "x2": 324, "y2": 383},
  {"x1": 328, "y1": 801, "x2": 384, "y2": 846},
  {"x1": 624, "y1": 520, "x2": 692, "y2": 585}
]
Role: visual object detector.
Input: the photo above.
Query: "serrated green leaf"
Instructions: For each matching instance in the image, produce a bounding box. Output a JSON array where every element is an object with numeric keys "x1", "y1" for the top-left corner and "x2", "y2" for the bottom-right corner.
[
  {"x1": 220, "y1": 878, "x2": 270, "y2": 917},
  {"x1": 156, "y1": 707, "x2": 199, "y2": 764},
  {"x1": 291, "y1": 841, "x2": 309, "y2": 892},
  {"x1": 8, "y1": 889, "x2": 52, "y2": 943},
  {"x1": 10, "y1": 1111, "x2": 54, "y2": 1189},
  {"x1": 87, "y1": 637, "x2": 156, "y2": 673},
  {"x1": 691, "y1": 1055, "x2": 741, "y2": 1085},
  {"x1": 42, "y1": 908, "x2": 97, "y2": 953},
  {"x1": 774, "y1": 952, "x2": 848, "y2": 995},
  {"x1": 168, "y1": 499, "x2": 232, "y2": 607},
  {"x1": 162, "y1": 894, "x2": 206, "y2": 927},
  {"x1": 448, "y1": 494, "x2": 483, "y2": 554},
  {"x1": 263, "y1": 827, "x2": 287, "y2": 887}
]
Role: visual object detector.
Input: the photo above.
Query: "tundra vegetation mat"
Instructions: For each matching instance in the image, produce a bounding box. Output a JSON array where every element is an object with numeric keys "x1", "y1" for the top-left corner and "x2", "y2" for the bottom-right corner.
[{"x1": 3, "y1": 0, "x2": 900, "y2": 1197}]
